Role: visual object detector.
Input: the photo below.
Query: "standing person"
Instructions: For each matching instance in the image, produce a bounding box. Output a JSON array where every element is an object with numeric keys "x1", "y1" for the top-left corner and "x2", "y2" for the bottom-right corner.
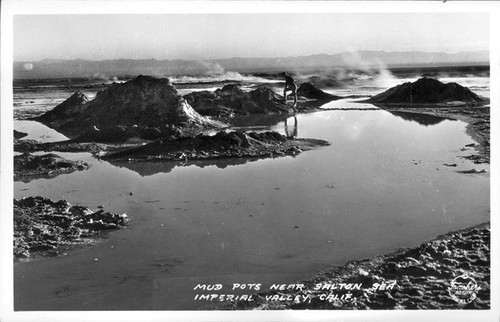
[{"x1": 282, "y1": 72, "x2": 297, "y2": 107}]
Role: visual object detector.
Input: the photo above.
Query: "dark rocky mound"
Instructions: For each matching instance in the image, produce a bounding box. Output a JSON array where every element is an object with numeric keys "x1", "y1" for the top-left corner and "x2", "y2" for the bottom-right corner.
[
  {"x1": 14, "y1": 153, "x2": 90, "y2": 182},
  {"x1": 36, "y1": 75, "x2": 220, "y2": 139},
  {"x1": 183, "y1": 84, "x2": 291, "y2": 117},
  {"x1": 14, "y1": 130, "x2": 28, "y2": 139},
  {"x1": 102, "y1": 131, "x2": 330, "y2": 162},
  {"x1": 366, "y1": 77, "x2": 488, "y2": 105},
  {"x1": 37, "y1": 91, "x2": 90, "y2": 121},
  {"x1": 297, "y1": 82, "x2": 341, "y2": 100},
  {"x1": 14, "y1": 196, "x2": 129, "y2": 257}
]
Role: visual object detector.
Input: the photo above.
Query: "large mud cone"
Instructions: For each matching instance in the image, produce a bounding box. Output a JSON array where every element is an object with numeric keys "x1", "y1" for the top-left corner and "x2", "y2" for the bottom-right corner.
[
  {"x1": 367, "y1": 77, "x2": 487, "y2": 104},
  {"x1": 37, "y1": 75, "x2": 220, "y2": 138},
  {"x1": 184, "y1": 84, "x2": 290, "y2": 116},
  {"x1": 37, "y1": 91, "x2": 90, "y2": 120}
]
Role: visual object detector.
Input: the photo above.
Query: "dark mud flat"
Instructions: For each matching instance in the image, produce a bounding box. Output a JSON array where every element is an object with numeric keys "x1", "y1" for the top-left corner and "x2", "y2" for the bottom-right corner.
[
  {"x1": 14, "y1": 138, "x2": 141, "y2": 155},
  {"x1": 15, "y1": 138, "x2": 102, "y2": 153},
  {"x1": 14, "y1": 153, "x2": 90, "y2": 182},
  {"x1": 102, "y1": 131, "x2": 330, "y2": 162},
  {"x1": 14, "y1": 196, "x2": 129, "y2": 258},
  {"x1": 217, "y1": 223, "x2": 490, "y2": 310}
]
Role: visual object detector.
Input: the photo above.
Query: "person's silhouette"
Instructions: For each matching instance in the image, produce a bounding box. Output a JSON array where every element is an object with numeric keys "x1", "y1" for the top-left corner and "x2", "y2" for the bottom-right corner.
[{"x1": 282, "y1": 72, "x2": 297, "y2": 107}]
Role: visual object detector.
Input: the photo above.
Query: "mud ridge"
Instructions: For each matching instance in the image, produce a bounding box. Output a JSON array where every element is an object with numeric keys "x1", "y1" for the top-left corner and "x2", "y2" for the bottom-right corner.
[
  {"x1": 101, "y1": 131, "x2": 330, "y2": 162},
  {"x1": 14, "y1": 153, "x2": 90, "y2": 183}
]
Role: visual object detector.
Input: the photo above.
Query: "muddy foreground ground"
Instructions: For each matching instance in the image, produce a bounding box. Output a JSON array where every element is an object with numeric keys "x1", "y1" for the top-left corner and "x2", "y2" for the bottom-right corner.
[{"x1": 214, "y1": 223, "x2": 489, "y2": 309}]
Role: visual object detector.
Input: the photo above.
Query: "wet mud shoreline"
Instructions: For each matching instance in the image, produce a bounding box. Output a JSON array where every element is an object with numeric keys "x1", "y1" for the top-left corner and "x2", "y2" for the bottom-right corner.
[
  {"x1": 14, "y1": 196, "x2": 130, "y2": 258},
  {"x1": 14, "y1": 153, "x2": 90, "y2": 182},
  {"x1": 216, "y1": 223, "x2": 490, "y2": 310}
]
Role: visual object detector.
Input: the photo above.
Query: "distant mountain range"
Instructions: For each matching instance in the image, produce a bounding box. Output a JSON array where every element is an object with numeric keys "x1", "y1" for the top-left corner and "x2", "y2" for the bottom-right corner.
[{"x1": 14, "y1": 50, "x2": 489, "y2": 79}]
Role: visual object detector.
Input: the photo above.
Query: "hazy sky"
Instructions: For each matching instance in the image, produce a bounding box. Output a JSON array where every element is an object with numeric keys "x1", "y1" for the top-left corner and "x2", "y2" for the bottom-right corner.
[{"x1": 14, "y1": 13, "x2": 489, "y2": 62}]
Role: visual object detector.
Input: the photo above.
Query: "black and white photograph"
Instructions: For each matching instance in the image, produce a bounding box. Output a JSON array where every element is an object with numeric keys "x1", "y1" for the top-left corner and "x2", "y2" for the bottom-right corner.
[{"x1": 1, "y1": 1, "x2": 498, "y2": 321}]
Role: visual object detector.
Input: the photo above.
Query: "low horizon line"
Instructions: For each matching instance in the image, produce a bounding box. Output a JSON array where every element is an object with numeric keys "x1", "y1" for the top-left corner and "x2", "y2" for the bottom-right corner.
[{"x1": 13, "y1": 49, "x2": 489, "y2": 63}]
